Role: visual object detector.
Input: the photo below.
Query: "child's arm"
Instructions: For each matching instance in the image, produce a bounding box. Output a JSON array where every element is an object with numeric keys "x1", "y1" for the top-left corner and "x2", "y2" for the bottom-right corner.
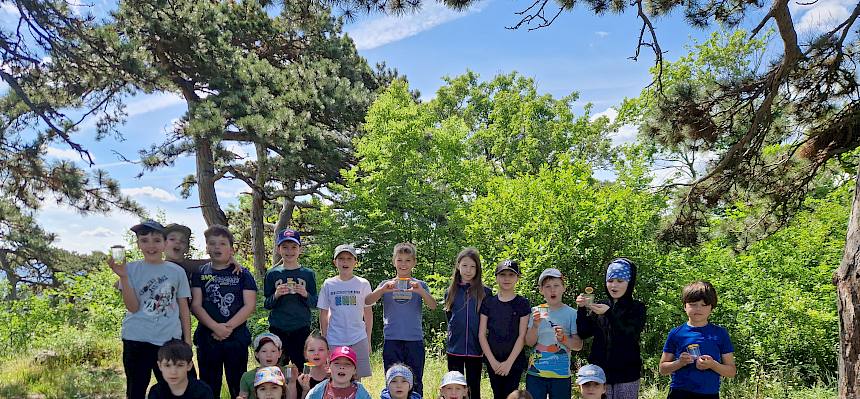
[
  {"x1": 414, "y1": 281, "x2": 438, "y2": 310},
  {"x1": 364, "y1": 305, "x2": 373, "y2": 344},
  {"x1": 478, "y1": 314, "x2": 499, "y2": 371},
  {"x1": 191, "y1": 287, "x2": 232, "y2": 339},
  {"x1": 697, "y1": 353, "x2": 737, "y2": 377},
  {"x1": 263, "y1": 272, "x2": 278, "y2": 310},
  {"x1": 525, "y1": 309, "x2": 541, "y2": 346},
  {"x1": 178, "y1": 298, "x2": 192, "y2": 346},
  {"x1": 109, "y1": 259, "x2": 140, "y2": 313},
  {"x1": 305, "y1": 271, "x2": 318, "y2": 308},
  {"x1": 225, "y1": 289, "x2": 257, "y2": 331},
  {"x1": 365, "y1": 280, "x2": 395, "y2": 305},
  {"x1": 659, "y1": 351, "x2": 694, "y2": 375},
  {"x1": 319, "y1": 308, "x2": 329, "y2": 337}
]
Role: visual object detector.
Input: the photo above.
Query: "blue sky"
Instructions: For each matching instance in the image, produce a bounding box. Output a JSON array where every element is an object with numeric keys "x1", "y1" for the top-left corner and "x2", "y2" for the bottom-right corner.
[{"x1": 2, "y1": 0, "x2": 851, "y2": 254}]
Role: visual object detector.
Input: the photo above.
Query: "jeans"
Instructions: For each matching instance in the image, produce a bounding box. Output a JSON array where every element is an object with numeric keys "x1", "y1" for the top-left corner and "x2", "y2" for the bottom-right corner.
[
  {"x1": 270, "y1": 325, "x2": 311, "y2": 366},
  {"x1": 525, "y1": 374, "x2": 571, "y2": 399},
  {"x1": 196, "y1": 335, "x2": 248, "y2": 398},
  {"x1": 122, "y1": 339, "x2": 165, "y2": 399}
]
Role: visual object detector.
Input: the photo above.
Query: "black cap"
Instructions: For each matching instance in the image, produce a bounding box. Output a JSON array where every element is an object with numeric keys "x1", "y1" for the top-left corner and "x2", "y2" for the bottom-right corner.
[
  {"x1": 495, "y1": 259, "x2": 520, "y2": 276},
  {"x1": 130, "y1": 220, "x2": 166, "y2": 234}
]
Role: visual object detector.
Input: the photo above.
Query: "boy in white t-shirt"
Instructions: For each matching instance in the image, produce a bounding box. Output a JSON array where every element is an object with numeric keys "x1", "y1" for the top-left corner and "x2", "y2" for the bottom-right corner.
[{"x1": 317, "y1": 244, "x2": 373, "y2": 378}]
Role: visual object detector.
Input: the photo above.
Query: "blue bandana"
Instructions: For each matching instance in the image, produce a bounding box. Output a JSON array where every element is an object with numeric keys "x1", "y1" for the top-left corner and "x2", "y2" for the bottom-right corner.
[{"x1": 606, "y1": 259, "x2": 632, "y2": 282}]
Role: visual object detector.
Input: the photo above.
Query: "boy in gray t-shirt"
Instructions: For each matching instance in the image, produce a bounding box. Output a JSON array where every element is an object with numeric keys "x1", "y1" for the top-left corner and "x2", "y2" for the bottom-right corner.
[{"x1": 109, "y1": 220, "x2": 192, "y2": 399}]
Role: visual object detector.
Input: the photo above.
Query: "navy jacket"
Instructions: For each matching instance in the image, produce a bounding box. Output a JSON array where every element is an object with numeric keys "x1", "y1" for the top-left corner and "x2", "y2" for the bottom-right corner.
[{"x1": 445, "y1": 283, "x2": 492, "y2": 356}]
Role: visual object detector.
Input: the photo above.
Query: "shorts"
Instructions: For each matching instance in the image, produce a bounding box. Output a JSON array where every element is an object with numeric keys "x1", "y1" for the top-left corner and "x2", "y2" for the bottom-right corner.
[{"x1": 330, "y1": 338, "x2": 372, "y2": 378}]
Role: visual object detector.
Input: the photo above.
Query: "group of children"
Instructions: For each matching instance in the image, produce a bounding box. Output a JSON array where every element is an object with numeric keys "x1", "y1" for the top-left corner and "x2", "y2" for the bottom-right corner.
[{"x1": 110, "y1": 220, "x2": 736, "y2": 399}]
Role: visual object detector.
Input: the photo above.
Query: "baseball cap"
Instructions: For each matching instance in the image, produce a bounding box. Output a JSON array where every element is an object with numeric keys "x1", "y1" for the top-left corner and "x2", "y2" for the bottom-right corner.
[
  {"x1": 386, "y1": 364, "x2": 414, "y2": 388},
  {"x1": 254, "y1": 366, "x2": 286, "y2": 387},
  {"x1": 333, "y1": 244, "x2": 358, "y2": 260},
  {"x1": 576, "y1": 364, "x2": 607, "y2": 385},
  {"x1": 130, "y1": 220, "x2": 165, "y2": 234},
  {"x1": 330, "y1": 346, "x2": 357, "y2": 366},
  {"x1": 538, "y1": 268, "x2": 563, "y2": 286},
  {"x1": 439, "y1": 371, "x2": 467, "y2": 388},
  {"x1": 163, "y1": 223, "x2": 192, "y2": 238},
  {"x1": 495, "y1": 259, "x2": 520, "y2": 276},
  {"x1": 253, "y1": 332, "x2": 282, "y2": 351},
  {"x1": 275, "y1": 228, "x2": 301, "y2": 246}
]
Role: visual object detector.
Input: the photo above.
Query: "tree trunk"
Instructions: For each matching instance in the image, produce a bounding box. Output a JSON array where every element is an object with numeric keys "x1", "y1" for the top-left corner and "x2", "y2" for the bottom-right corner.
[
  {"x1": 0, "y1": 252, "x2": 19, "y2": 301},
  {"x1": 251, "y1": 142, "x2": 268, "y2": 276},
  {"x1": 271, "y1": 193, "x2": 296, "y2": 265},
  {"x1": 195, "y1": 137, "x2": 228, "y2": 227},
  {"x1": 836, "y1": 166, "x2": 860, "y2": 398}
]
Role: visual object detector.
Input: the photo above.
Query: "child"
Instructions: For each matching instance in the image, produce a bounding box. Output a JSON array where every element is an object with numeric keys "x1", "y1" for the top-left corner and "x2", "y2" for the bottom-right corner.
[
  {"x1": 164, "y1": 223, "x2": 242, "y2": 279},
  {"x1": 525, "y1": 268, "x2": 582, "y2": 399},
  {"x1": 506, "y1": 391, "x2": 533, "y2": 399},
  {"x1": 380, "y1": 364, "x2": 421, "y2": 399},
  {"x1": 238, "y1": 333, "x2": 298, "y2": 399},
  {"x1": 439, "y1": 371, "x2": 469, "y2": 399},
  {"x1": 305, "y1": 346, "x2": 372, "y2": 399},
  {"x1": 444, "y1": 248, "x2": 492, "y2": 397},
  {"x1": 191, "y1": 225, "x2": 258, "y2": 398},
  {"x1": 478, "y1": 260, "x2": 531, "y2": 399},
  {"x1": 365, "y1": 243, "x2": 437, "y2": 396},
  {"x1": 147, "y1": 339, "x2": 214, "y2": 399},
  {"x1": 254, "y1": 366, "x2": 289, "y2": 399},
  {"x1": 576, "y1": 364, "x2": 607, "y2": 399},
  {"x1": 659, "y1": 281, "x2": 736, "y2": 399},
  {"x1": 265, "y1": 228, "x2": 318, "y2": 366},
  {"x1": 109, "y1": 220, "x2": 192, "y2": 399},
  {"x1": 318, "y1": 244, "x2": 373, "y2": 378},
  {"x1": 296, "y1": 333, "x2": 331, "y2": 399},
  {"x1": 576, "y1": 258, "x2": 646, "y2": 399}
]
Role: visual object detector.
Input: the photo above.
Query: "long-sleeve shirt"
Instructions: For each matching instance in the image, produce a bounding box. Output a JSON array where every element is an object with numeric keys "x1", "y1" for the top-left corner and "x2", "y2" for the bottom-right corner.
[{"x1": 264, "y1": 265, "x2": 318, "y2": 332}]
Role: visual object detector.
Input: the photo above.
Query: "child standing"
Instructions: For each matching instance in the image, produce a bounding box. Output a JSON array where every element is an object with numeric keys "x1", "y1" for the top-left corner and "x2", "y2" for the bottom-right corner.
[
  {"x1": 265, "y1": 228, "x2": 318, "y2": 366},
  {"x1": 366, "y1": 243, "x2": 437, "y2": 396},
  {"x1": 439, "y1": 371, "x2": 469, "y2": 399},
  {"x1": 147, "y1": 339, "x2": 214, "y2": 399},
  {"x1": 191, "y1": 225, "x2": 258, "y2": 398},
  {"x1": 109, "y1": 220, "x2": 192, "y2": 399},
  {"x1": 318, "y1": 244, "x2": 374, "y2": 378},
  {"x1": 659, "y1": 281, "x2": 736, "y2": 399},
  {"x1": 478, "y1": 260, "x2": 531, "y2": 399},
  {"x1": 444, "y1": 248, "x2": 492, "y2": 398},
  {"x1": 380, "y1": 364, "x2": 422, "y2": 399},
  {"x1": 305, "y1": 346, "x2": 373, "y2": 399},
  {"x1": 575, "y1": 364, "x2": 608, "y2": 399},
  {"x1": 525, "y1": 268, "x2": 582, "y2": 399},
  {"x1": 576, "y1": 258, "x2": 646, "y2": 399}
]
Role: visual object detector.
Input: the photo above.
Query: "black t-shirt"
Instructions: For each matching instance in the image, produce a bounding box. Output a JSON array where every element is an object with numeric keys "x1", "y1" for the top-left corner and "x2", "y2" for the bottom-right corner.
[
  {"x1": 297, "y1": 375, "x2": 325, "y2": 399},
  {"x1": 479, "y1": 294, "x2": 531, "y2": 370},
  {"x1": 191, "y1": 263, "x2": 258, "y2": 344},
  {"x1": 148, "y1": 379, "x2": 214, "y2": 399}
]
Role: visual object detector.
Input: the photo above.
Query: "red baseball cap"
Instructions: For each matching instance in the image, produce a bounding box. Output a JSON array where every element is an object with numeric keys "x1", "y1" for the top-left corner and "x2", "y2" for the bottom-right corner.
[{"x1": 329, "y1": 346, "x2": 357, "y2": 366}]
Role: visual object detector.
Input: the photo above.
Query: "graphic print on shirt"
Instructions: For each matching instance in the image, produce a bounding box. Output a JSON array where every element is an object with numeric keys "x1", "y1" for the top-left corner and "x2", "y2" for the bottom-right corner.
[
  {"x1": 201, "y1": 274, "x2": 239, "y2": 317},
  {"x1": 333, "y1": 289, "x2": 360, "y2": 306},
  {"x1": 139, "y1": 275, "x2": 177, "y2": 318}
]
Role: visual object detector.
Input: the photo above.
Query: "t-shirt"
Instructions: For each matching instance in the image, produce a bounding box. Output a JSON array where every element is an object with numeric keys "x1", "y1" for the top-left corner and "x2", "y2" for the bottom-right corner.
[
  {"x1": 239, "y1": 366, "x2": 295, "y2": 399},
  {"x1": 376, "y1": 277, "x2": 429, "y2": 341},
  {"x1": 297, "y1": 375, "x2": 326, "y2": 399},
  {"x1": 147, "y1": 379, "x2": 214, "y2": 399},
  {"x1": 121, "y1": 260, "x2": 192, "y2": 345},
  {"x1": 317, "y1": 276, "x2": 372, "y2": 346},
  {"x1": 479, "y1": 294, "x2": 531, "y2": 370},
  {"x1": 663, "y1": 322, "x2": 735, "y2": 395},
  {"x1": 526, "y1": 304, "x2": 577, "y2": 378},
  {"x1": 325, "y1": 383, "x2": 358, "y2": 399},
  {"x1": 191, "y1": 263, "x2": 258, "y2": 345}
]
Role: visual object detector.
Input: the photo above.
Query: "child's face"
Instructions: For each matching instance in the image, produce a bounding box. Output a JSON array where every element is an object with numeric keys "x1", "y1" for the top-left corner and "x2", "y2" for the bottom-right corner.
[
  {"x1": 256, "y1": 342, "x2": 282, "y2": 367},
  {"x1": 157, "y1": 359, "x2": 191, "y2": 387},
  {"x1": 441, "y1": 384, "x2": 467, "y2": 399},
  {"x1": 305, "y1": 338, "x2": 329, "y2": 366},
  {"x1": 388, "y1": 376, "x2": 411, "y2": 399},
  {"x1": 256, "y1": 382, "x2": 285, "y2": 399},
  {"x1": 578, "y1": 381, "x2": 606, "y2": 399},
  {"x1": 137, "y1": 233, "x2": 166, "y2": 261},
  {"x1": 206, "y1": 235, "x2": 234, "y2": 265},
  {"x1": 540, "y1": 278, "x2": 565, "y2": 306},
  {"x1": 334, "y1": 252, "x2": 357, "y2": 276},
  {"x1": 330, "y1": 358, "x2": 356, "y2": 386},
  {"x1": 457, "y1": 257, "x2": 477, "y2": 284},
  {"x1": 684, "y1": 299, "x2": 713, "y2": 325},
  {"x1": 278, "y1": 241, "x2": 301, "y2": 264},
  {"x1": 394, "y1": 253, "x2": 416, "y2": 278},
  {"x1": 495, "y1": 270, "x2": 518, "y2": 291},
  {"x1": 165, "y1": 231, "x2": 189, "y2": 261},
  {"x1": 606, "y1": 278, "x2": 629, "y2": 300}
]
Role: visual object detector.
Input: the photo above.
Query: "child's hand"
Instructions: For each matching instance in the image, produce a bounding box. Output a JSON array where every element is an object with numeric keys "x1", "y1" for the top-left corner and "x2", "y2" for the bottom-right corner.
[
  {"x1": 590, "y1": 304, "x2": 610, "y2": 315},
  {"x1": 575, "y1": 294, "x2": 589, "y2": 307},
  {"x1": 553, "y1": 326, "x2": 565, "y2": 342},
  {"x1": 108, "y1": 257, "x2": 128, "y2": 278},
  {"x1": 497, "y1": 359, "x2": 513, "y2": 376},
  {"x1": 677, "y1": 352, "x2": 694, "y2": 366},
  {"x1": 230, "y1": 257, "x2": 242, "y2": 275},
  {"x1": 298, "y1": 373, "x2": 311, "y2": 391},
  {"x1": 531, "y1": 309, "x2": 543, "y2": 325},
  {"x1": 294, "y1": 284, "x2": 308, "y2": 298},
  {"x1": 696, "y1": 354, "x2": 716, "y2": 370},
  {"x1": 212, "y1": 323, "x2": 232, "y2": 339},
  {"x1": 382, "y1": 280, "x2": 397, "y2": 292},
  {"x1": 409, "y1": 281, "x2": 426, "y2": 294},
  {"x1": 236, "y1": 393, "x2": 249, "y2": 399},
  {"x1": 274, "y1": 283, "x2": 290, "y2": 299}
]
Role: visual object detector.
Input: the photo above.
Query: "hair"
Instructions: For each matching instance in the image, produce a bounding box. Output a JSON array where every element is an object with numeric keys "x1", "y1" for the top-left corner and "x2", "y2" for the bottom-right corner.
[
  {"x1": 540, "y1": 276, "x2": 564, "y2": 287},
  {"x1": 443, "y1": 247, "x2": 486, "y2": 312},
  {"x1": 506, "y1": 390, "x2": 534, "y2": 399},
  {"x1": 392, "y1": 242, "x2": 417, "y2": 261},
  {"x1": 304, "y1": 331, "x2": 329, "y2": 353},
  {"x1": 682, "y1": 280, "x2": 718, "y2": 307},
  {"x1": 204, "y1": 224, "x2": 234, "y2": 246},
  {"x1": 157, "y1": 339, "x2": 193, "y2": 363},
  {"x1": 254, "y1": 382, "x2": 287, "y2": 399},
  {"x1": 135, "y1": 226, "x2": 166, "y2": 239}
]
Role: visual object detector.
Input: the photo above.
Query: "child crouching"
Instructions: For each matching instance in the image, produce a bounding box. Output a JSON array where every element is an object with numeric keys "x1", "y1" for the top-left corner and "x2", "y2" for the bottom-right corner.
[
  {"x1": 380, "y1": 364, "x2": 421, "y2": 399},
  {"x1": 306, "y1": 346, "x2": 371, "y2": 399}
]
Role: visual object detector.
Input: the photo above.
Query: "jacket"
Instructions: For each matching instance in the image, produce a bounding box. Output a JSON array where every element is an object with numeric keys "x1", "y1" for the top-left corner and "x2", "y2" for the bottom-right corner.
[
  {"x1": 380, "y1": 388, "x2": 422, "y2": 399},
  {"x1": 445, "y1": 283, "x2": 492, "y2": 356},
  {"x1": 306, "y1": 380, "x2": 372, "y2": 399}
]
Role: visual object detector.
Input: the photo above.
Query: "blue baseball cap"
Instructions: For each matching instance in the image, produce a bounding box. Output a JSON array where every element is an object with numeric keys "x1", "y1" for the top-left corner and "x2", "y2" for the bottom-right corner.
[
  {"x1": 130, "y1": 220, "x2": 165, "y2": 234},
  {"x1": 576, "y1": 364, "x2": 606, "y2": 385},
  {"x1": 275, "y1": 228, "x2": 301, "y2": 246}
]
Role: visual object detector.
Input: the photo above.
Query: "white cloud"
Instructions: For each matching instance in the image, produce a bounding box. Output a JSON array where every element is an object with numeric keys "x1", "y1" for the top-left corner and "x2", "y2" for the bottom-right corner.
[
  {"x1": 794, "y1": 0, "x2": 854, "y2": 34},
  {"x1": 595, "y1": 31, "x2": 610, "y2": 38},
  {"x1": 591, "y1": 107, "x2": 639, "y2": 146},
  {"x1": 0, "y1": 3, "x2": 20, "y2": 16},
  {"x1": 121, "y1": 186, "x2": 179, "y2": 202},
  {"x1": 346, "y1": 1, "x2": 488, "y2": 50},
  {"x1": 125, "y1": 92, "x2": 185, "y2": 118},
  {"x1": 81, "y1": 227, "x2": 113, "y2": 238},
  {"x1": 46, "y1": 146, "x2": 95, "y2": 162}
]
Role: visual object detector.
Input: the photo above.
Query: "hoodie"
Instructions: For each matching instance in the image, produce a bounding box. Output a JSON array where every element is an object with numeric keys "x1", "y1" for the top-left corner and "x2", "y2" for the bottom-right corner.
[
  {"x1": 380, "y1": 388, "x2": 422, "y2": 399},
  {"x1": 576, "y1": 259, "x2": 646, "y2": 384}
]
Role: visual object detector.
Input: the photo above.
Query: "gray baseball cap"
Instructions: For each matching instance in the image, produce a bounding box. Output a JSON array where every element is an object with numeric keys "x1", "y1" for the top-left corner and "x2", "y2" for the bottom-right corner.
[{"x1": 333, "y1": 244, "x2": 358, "y2": 260}]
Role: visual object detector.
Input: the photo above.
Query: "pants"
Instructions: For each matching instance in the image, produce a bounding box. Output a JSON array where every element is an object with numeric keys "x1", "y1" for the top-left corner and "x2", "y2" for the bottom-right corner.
[
  {"x1": 330, "y1": 338, "x2": 372, "y2": 378},
  {"x1": 122, "y1": 339, "x2": 165, "y2": 399},
  {"x1": 525, "y1": 374, "x2": 570, "y2": 399},
  {"x1": 486, "y1": 364, "x2": 524, "y2": 399},
  {"x1": 383, "y1": 340, "x2": 426, "y2": 396},
  {"x1": 270, "y1": 325, "x2": 311, "y2": 366},
  {"x1": 196, "y1": 337, "x2": 248, "y2": 398},
  {"x1": 667, "y1": 389, "x2": 719, "y2": 399},
  {"x1": 447, "y1": 354, "x2": 484, "y2": 399},
  {"x1": 606, "y1": 380, "x2": 640, "y2": 399}
]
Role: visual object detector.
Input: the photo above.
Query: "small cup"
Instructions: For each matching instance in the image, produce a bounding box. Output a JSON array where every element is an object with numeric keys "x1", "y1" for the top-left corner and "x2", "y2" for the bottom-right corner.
[
  {"x1": 110, "y1": 245, "x2": 126, "y2": 263},
  {"x1": 396, "y1": 278, "x2": 411, "y2": 291},
  {"x1": 687, "y1": 344, "x2": 701, "y2": 360},
  {"x1": 303, "y1": 362, "x2": 313, "y2": 375},
  {"x1": 286, "y1": 279, "x2": 296, "y2": 294},
  {"x1": 538, "y1": 304, "x2": 550, "y2": 319},
  {"x1": 581, "y1": 293, "x2": 595, "y2": 307}
]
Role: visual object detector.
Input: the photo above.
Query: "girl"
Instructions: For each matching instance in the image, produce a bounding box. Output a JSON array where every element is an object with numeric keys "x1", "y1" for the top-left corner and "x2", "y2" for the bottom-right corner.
[
  {"x1": 296, "y1": 332, "x2": 331, "y2": 399},
  {"x1": 238, "y1": 333, "x2": 298, "y2": 399},
  {"x1": 439, "y1": 371, "x2": 469, "y2": 399},
  {"x1": 444, "y1": 248, "x2": 493, "y2": 398},
  {"x1": 255, "y1": 366, "x2": 288, "y2": 399},
  {"x1": 380, "y1": 364, "x2": 421, "y2": 399},
  {"x1": 576, "y1": 365, "x2": 608, "y2": 399},
  {"x1": 478, "y1": 260, "x2": 531, "y2": 399},
  {"x1": 506, "y1": 391, "x2": 534, "y2": 399},
  {"x1": 576, "y1": 258, "x2": 646, "y2": 399},
  {"x1": 305, "y1": 346, "x2": 372, "y2": 399}
]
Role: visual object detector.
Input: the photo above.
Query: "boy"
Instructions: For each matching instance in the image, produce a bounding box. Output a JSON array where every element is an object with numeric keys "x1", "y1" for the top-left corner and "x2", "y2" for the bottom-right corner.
[
  {"x1": 524, "y1": 268, "x2": 582, "y2": 399},
  {"x1": 238, "y1": 333, "x2": 295, "y2": 399},
  {"x1": 264, "y1": 228, "x2": 318, "y2": 366},
  {"x1": 164, "y1": 223, "x2": 242, "y2": 279},
  {"x1": 318, "y1": 244, "x2": 373, "y2": 378},
  {"x1": 365, "y1": 243, "x2": 437, "y2": 396},
  {"x1": 659, "y1": 281, "x2": 736, "y2": 399},
  {"x1": 381, "y1": 364, "x2": 422, "y2": 399},
  {"x1": 439, "y1": 371, "x2": 469, "y2": 399},
  {"x1": 147, "y1": 339, "x2": 214, "y2": 399},
  {"x1": 109, "y1": 220, "x2": 192, "y2": 399},
  {"x1": 191, "y1": 225, "x2": 258, "y2": 398}
]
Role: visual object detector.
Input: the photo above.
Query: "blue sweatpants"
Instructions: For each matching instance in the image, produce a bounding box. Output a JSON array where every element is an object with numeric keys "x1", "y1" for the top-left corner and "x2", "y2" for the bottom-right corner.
[{"x1": 383, "y1": 339, "x2": 426, "y2": 396}]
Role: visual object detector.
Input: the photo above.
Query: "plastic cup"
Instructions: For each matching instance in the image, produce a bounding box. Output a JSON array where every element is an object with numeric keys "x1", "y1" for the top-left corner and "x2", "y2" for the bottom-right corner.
[
  {"x1": 110, "y1": 245, "x2": 125, "y2": 262},
  {"x1": 538, "y1": 304, "x2": 549, "y2": 319},
  {"x1": 286, "y1": 279, "x2": 296, "y2": 294},
  {"x1": 396, "y1": 278, "x2": 411, "y2": 291},
  {"x1": 285, "y1": 363, "x2": 293, "y2": 379},
  {"x1": 303, "y1": 362, "x2": 313, "y2": 375},
  {"x1": 687, "y1": 344, "x2": 701, "y2": 359}
]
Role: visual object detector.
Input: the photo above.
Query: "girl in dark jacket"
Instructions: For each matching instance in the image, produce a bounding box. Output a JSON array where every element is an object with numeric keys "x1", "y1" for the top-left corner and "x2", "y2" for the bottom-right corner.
[{"x1": 576, "y1": 258, "x2": 646, "y2": 399}]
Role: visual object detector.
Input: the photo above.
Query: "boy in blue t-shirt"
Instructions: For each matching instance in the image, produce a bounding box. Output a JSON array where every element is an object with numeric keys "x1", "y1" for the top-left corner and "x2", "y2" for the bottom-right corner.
[
  {"x1": 525, "y1": 268, "x2": 583, "y2": 399},
  {"x1": 365, "y1": 243, "x2": 437, "y2": 396},
  {"x1": 659, "y1": 281, "x2": 736, "y2": 399},
  {"x1": 191, "y1": 225, "x2": 258, "y2": 398}
]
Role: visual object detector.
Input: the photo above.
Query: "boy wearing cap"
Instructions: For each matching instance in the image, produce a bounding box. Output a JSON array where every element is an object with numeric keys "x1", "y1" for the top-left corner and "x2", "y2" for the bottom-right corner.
[
  {"x1": 576, "y1": 364, "x2": 608, "y2": 399},
  {"x1": 524, "y1": 268, "x2": 582, "y2": 399},
  {"x1": 265, "y1": 228, "x2": 318, "y2": 367},
  {"x1": 318, "y1": 245, "x2": 374, "y2": 378},
  {"x1": 109, "y1": 220, "x2": 192, "y2": 399},
  {"x1": 147, "y1": 339, "x2": 214, "y2": 399},
  {"x1": 306, "y1": 346, "x2": 373, "y2": 399},
  {"x1": 239, "y1": 333, "x2": 297, "y2": 399},
  {"x1": 380, "y1": 364, "x2": 421, "y2": 399},
  {"x1": 439, "y1": 371, "x2": 469, "y2": 399}
]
